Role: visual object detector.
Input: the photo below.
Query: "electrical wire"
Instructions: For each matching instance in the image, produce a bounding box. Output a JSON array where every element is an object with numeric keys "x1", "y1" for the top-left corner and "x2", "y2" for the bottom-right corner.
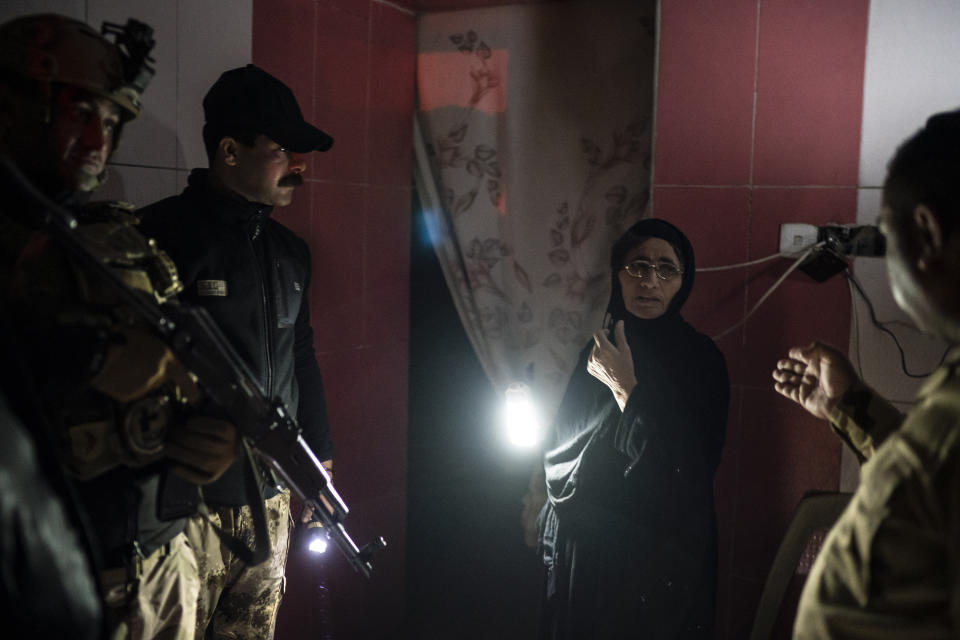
[
  {"x1": 845, "y1": 269, "x2": 949, "y2": 379},
  {"x1": 711, "y1": 246, "x2": 819, "y2": 341},
  {"x1": 849, "y1": 276, "x2": 864, "y2": 378},
  {"x1": 698, "y1": 240, "x2": 948, "y2": 380},
  {"x1": 696, "y1": 249, "x2": 808, "y2": 272},
  {"x1": 848, "y1": 277, "x2": 915, "y2": 406}
]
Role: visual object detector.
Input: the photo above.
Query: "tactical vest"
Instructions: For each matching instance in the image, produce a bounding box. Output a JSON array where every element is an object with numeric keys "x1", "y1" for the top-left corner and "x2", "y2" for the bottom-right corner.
[{"x1": 3, "y1": 200, "x2": 185, "y2": 478}]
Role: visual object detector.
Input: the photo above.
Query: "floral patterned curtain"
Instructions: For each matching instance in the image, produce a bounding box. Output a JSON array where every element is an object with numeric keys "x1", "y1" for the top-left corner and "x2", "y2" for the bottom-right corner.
[{"x1": 415, "y1": 0, "x2": 656, "y2": 418}]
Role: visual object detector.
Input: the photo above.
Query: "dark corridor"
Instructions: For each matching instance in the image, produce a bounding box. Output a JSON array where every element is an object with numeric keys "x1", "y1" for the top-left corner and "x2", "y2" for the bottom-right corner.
[{"x1": 406, "y1": 197, "x2": 542, "y2": 638}]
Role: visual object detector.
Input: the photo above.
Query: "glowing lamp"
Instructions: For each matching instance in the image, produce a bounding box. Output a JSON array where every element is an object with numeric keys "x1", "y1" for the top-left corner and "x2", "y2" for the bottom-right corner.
[
  {"x1": 504, "y1": 383, "x2": 543, "y2": 448},
  {"x1": 306, "y1": 520, "x2": 329, "y2": 554}
]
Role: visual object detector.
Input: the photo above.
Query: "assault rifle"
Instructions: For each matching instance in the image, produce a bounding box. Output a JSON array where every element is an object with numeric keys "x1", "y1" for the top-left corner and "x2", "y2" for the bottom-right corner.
[{"x1": 0, "y1": 156, "x2": 385, "y2": 578}]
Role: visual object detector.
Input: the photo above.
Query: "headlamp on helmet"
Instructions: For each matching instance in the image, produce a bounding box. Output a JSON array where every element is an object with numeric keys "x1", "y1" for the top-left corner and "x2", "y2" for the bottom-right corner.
[
  {"x1": 0, "y1": 14, "x2": 155, "y2": 121},
  {"x1": 100, "y1": 18, "x2": 156, "y2": 119}
]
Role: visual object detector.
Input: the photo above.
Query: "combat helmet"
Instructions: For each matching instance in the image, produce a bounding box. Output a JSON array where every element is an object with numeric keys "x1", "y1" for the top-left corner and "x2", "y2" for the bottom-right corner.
[{"x1": 0, "y1": 13, "x2": 155, "y2": 121}]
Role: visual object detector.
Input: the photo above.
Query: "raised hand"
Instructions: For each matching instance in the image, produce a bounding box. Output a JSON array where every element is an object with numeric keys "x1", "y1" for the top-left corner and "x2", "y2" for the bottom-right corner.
[
  {"x1": 772, "y1": 341, "x2": 859, "y2": 420},
  {"x1": 587, "y1": 320, "x2": 637, "y2": 411}
]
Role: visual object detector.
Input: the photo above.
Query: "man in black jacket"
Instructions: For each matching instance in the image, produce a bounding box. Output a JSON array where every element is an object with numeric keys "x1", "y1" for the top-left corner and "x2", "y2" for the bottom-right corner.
[{"x1": 138, "y1": 64, "x2": 335, "y2": 640}]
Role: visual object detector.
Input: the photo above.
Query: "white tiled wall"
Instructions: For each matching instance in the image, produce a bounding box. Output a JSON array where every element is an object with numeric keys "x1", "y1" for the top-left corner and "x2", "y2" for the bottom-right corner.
[
  {"x1": 98, "y1": 164, "x2": 179, "y2": 206},
  {"x1": 0, "y1": 1, "x2": 252, "y2": 207},
  {"x1": 88, "y1": 0, "x2": 181, "y2": 170},
  {"x1": 0, "y1": 0, "x2": 84, "y2": 20},
  {"x1": 176, "y1": 0, "x2": 253, "y2": 174},
  {"x1": 859, "y1": 0, "x2": 960, "y2": 188},
  {"x1": 843, "y1": 0, "x2": 960, "y2": 490},
  {"x1": 851, "y1": 191, "x2": 947, "y2": 402}
]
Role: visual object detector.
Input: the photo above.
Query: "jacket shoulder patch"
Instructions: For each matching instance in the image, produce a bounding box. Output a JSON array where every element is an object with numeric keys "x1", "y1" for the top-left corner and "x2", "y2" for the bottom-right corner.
[{"x1": 197, "y1": 279, "x2": 228, "y2": 297}]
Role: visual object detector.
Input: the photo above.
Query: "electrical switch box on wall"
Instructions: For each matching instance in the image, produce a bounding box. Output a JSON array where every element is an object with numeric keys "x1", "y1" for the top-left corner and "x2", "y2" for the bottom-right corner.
[
  {"x1": 779, "y1": 223, "x2": 819, "y2": 253},
  {"x1": 778, "y1": 223, "x2": 887, "y2": 282}
]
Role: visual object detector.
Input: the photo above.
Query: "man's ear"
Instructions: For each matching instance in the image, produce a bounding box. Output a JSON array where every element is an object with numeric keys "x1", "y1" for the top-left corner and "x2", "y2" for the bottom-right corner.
[
  {"x1": 219, "y1": 137, "x2": 240, "y2": 167},
  {"x1": 913, "y1": 204, "x2": 943, "y2": 272}
]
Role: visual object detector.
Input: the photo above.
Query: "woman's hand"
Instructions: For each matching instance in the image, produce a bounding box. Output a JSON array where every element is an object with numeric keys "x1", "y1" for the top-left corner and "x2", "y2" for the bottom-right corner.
[{"x1": 587, "y1": 320, "x2": 637, "y2": 411}]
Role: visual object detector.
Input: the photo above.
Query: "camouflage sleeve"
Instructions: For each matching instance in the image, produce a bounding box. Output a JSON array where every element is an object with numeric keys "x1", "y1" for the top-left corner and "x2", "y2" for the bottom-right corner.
[{"x1": 828, "y1": 381, "x2": 905, "y2": 462}]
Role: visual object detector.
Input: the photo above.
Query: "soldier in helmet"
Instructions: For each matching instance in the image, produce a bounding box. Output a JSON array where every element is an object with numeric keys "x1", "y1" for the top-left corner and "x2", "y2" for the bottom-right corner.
[
  {"x1": 0, "y1": 13, "x2": 237, "y2": 639},
  {"x1": 0, "y1": 12, "x2": 147, "y2": 195}
]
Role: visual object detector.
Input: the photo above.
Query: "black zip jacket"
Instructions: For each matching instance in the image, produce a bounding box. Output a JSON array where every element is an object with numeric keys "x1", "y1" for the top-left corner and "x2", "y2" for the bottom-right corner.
[{"x1": 138, "y1": 169, "x2": 333, "y2": 506}]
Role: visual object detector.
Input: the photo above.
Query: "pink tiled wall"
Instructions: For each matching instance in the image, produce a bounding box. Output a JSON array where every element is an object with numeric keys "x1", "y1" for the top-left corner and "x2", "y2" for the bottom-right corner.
[
  {"x1": 653, "y1": 1, "x2": 869, "y2": 637},
  {"x1": 252, "y1": 0, "x2": 416, "y2": 637},
  {"x1": 248, "y1": 1, "x2": 871, "y2": 636}
]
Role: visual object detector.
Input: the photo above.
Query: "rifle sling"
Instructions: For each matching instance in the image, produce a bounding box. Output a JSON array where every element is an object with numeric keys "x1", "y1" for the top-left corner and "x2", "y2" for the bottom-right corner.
[{"x1": 196, "y1": 439, "x2": 271, "y2": 566}]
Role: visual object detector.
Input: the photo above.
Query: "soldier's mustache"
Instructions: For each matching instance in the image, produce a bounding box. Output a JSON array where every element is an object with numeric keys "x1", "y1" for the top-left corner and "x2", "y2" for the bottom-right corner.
[{"x1": 278, "y1": 173, "x2": 303, "y2": 187}]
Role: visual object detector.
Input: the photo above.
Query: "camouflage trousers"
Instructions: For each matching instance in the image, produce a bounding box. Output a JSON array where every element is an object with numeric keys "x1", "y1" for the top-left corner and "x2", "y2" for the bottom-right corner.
[
  {"x1": 185, "y1": 490, "x2": 293, "y2": 640},
  {"x1": 102, "y1": 532, "x2": 199, "y2": 640}
]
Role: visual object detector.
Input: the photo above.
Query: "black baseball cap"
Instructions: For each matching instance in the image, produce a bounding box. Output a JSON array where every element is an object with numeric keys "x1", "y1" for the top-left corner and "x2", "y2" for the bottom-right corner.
[{"x1": 203, "y1": 64, "x2": 333, "y2": 153}]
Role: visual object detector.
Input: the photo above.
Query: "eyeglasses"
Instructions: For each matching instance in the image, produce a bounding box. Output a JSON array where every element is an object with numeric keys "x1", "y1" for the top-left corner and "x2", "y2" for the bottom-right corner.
[{"x1": 622, "y1": 260, "x2": 684, "y2": 281}]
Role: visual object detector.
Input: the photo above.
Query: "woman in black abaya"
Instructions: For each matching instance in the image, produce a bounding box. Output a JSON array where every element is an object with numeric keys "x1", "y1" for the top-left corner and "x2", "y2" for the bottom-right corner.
[{"x1": 538, "y1": 219, "x2": 729, "y2": 639}]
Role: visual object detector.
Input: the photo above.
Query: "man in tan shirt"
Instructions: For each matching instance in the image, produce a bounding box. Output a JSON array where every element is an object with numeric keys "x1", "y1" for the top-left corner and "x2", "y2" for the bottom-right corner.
[{"x1": 773, "y1": 108, "x2": 960, "y2": 638}]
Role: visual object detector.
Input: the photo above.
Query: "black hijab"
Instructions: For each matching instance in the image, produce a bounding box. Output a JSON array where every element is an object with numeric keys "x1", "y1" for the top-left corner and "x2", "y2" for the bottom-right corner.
[
  {"x1": 540, "y1": 220, "x2": 728, "y2": 639},
  {"x1": 544, "y1": 215, "x2": 727, "y2": 509},
  {"x1": 546, "y1": 218, "x2": 726, "y2": 464},
  {"x1": 606, "y1": 217, "x2": 695, "y2": 337},
  {"x1": 603, "y1": 218, "x2": 717, "y2": 463},
  {"x1": 548, "y1": 219, "x2": 701, "y2": 449}
]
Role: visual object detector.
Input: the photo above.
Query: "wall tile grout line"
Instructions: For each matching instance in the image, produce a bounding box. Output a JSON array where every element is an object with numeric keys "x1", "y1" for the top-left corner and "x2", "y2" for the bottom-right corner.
[
  {"x1": 648, "y1": 0, "x2": 662, "y2": 202},
  {"x1": 728, "y1": 5, "x2": 765, "y2": 637},
  {"x1": 108, "y1": 162, "x2": 181, "y2": 172},
  {"x1": 361, "y1": 1, "x2": 375, "y2": 346},
  {"x1": 311, "y1": 0, "x2": 318, "y2": 244},
  {"x1": 748, "y1": 0, "x2": 762, "y2": 188},
  {"x1": 174, "y1": 0, "x2": 181, "y2": 172},
  {"x1": 743, "y1": 0, "x2": 763, "y2": 350}
]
